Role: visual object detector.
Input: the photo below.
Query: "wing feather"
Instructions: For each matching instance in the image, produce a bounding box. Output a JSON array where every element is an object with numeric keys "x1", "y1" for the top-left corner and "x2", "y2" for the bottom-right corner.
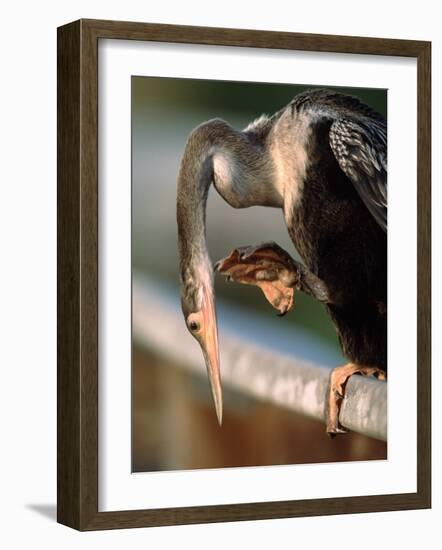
[{"x1": 329, "y1": 118, "x2": 387, "y2": 231}]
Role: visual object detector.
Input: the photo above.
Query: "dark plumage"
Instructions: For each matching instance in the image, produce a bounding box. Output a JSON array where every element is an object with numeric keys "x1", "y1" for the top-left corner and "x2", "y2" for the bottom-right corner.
[
  {"x1": 284, "y1": 91, "x2": 387, "y2": 371},
  {"x1": 177, "y1": 88, "x2": 387, "y2": 433}
]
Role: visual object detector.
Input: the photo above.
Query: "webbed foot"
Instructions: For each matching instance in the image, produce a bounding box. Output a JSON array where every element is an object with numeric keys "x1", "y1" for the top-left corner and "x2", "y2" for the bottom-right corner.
[
  {"x1": 215, "y1": 242, "x2": 299, "y2": 316},
  {"x1": 215, "y1": 241, "x2": 330, "y2": 316}
]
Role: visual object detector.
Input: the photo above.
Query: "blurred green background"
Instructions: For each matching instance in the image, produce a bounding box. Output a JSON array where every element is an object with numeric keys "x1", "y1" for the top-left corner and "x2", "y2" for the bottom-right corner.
[{"x1": 132, "y1": 77, "x2": 387, "y2": 472}]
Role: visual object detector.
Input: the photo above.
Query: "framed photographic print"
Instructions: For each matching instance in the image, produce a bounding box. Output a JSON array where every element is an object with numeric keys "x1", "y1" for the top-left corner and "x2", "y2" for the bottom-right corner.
[{"x1": 57, "y1": 19, "x2": 431, "y2": 530}]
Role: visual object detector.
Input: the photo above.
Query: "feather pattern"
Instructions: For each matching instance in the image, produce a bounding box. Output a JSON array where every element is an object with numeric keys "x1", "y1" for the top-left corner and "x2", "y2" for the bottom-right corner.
[{"x1": 329, "y1": 117, "x2": 387, "y2": 231}]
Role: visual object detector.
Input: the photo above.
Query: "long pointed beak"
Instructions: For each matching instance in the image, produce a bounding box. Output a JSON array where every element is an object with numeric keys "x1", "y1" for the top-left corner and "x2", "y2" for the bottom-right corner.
[{"x1": 200, "y1": 287, "x2": 223, "y2": 425}]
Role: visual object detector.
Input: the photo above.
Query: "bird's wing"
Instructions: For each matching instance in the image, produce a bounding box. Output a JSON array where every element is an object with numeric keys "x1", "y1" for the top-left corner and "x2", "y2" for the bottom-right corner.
[{"x1": 329, "y1": 118, "x2": 387, "y2": 232}]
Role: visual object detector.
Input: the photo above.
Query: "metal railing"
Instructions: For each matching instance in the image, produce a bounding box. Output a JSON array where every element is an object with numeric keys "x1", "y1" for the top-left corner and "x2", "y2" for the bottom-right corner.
[{"x1": 133, "y1": 273, "x2": 387, "y2": 441}]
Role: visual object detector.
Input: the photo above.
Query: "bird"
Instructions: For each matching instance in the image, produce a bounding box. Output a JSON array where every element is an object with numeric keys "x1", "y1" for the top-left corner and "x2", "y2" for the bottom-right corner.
[{"x1": 176, "y1": 88, "x2": 387, "y2": 435}]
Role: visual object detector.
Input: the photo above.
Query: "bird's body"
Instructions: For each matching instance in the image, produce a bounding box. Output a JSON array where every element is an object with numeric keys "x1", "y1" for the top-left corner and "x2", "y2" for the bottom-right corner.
[
  {"x1": 177, "y1": 89, "x2": 387, "y2": 433},
  {"x1": 267, "y1": 91, "x2": 387, "y2": 370}
]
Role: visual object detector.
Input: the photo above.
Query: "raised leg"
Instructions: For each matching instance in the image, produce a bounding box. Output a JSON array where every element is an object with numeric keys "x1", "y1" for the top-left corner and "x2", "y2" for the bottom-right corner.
[
  {"x1": 326, "y1": 363, "x2": 387, "y2": 436},
  {"x1": 215, "y1": 242, "x2": 330, "y2": 316}
]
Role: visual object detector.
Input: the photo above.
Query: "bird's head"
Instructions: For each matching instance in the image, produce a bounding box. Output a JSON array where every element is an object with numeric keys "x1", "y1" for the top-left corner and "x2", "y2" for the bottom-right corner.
[{"x1": 179, "y1": 259, "x2": 222, "y2": 425}]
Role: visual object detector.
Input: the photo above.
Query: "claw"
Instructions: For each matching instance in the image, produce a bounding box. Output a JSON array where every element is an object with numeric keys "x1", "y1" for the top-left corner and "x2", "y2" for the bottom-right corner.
[
  {"x1": 333, "y1": 388, "x2": 344, "y2": 399},
  {"x1": 327, "y1": 426, "x2": 348, "y2": 439}
]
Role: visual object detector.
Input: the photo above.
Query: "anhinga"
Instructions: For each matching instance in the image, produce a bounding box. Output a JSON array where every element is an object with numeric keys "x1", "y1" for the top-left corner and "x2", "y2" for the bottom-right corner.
[{"x1": 177, "y1": 89, "x2": 387, "y2": 435}]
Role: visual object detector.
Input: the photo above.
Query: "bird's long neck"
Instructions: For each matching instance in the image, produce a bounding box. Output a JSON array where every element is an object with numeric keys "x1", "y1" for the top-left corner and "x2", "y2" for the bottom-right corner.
[
  {"x1": 176, "y1": 123, "x2": 215, "y2": 284},
  {"x1": 177, "y1": 118, "x2": 281, "y2": 280}
]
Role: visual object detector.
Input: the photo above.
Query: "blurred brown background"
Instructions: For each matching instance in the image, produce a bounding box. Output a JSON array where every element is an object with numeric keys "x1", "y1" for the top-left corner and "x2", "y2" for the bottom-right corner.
[{"x1": 132, "y1": 77, "x2": 387, "y2": 472}]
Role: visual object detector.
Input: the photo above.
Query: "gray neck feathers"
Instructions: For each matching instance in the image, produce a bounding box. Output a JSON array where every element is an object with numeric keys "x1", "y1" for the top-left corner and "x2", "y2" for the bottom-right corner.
[{"x1": 177, "y1": 117, "x2": 279, "y2": 284}]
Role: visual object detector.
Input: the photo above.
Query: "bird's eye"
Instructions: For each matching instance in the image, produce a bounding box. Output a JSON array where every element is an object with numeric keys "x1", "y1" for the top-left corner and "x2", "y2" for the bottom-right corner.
[{"x1": 189, "y1": 320, "x2": 200, "y2": 332}]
